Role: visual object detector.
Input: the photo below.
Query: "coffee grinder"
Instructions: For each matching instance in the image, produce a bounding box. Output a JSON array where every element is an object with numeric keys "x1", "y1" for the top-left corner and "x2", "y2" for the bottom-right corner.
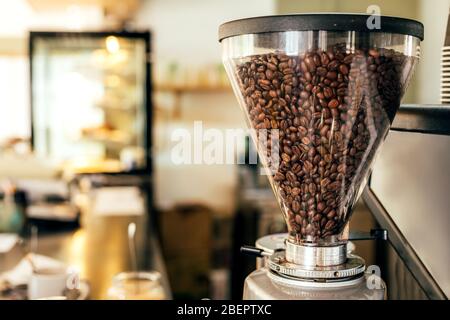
[{"x1": 219, "y1": 14, "x2": 423, "y2": 299}]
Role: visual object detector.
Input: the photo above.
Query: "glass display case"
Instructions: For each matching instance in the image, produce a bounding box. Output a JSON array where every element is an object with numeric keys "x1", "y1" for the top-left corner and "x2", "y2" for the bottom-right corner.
[{"x1": 30, "y1": 31, "x2": 151, "y2": 174}]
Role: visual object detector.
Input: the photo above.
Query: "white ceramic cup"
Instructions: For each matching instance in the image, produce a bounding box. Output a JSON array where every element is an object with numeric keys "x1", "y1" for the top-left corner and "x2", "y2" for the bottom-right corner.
[{"x1": 28, "y1": 267, "x2": 68, "y2": 300}]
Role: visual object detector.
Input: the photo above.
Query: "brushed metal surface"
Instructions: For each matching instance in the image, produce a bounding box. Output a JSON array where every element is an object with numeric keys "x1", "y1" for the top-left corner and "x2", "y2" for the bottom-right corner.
[
  {"x1": 285, "y1": 241, "x2": 347, "y2": 267},
  {"x1": 268, "y1": 251, "x2": 365, "y2": 280},
  {"x1": 243, "y1": 267, "x2": 386, "y2": 300},
  {"x1": 371, "y1": 131, "x2": 449, "y2": 298}
]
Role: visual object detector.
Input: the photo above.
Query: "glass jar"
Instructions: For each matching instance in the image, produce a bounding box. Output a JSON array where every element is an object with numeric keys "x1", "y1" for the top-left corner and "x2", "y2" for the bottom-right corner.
[
  {"x1": 220, "y1": 14, "x2": 423, "y2": 246},
  {"x1": 107, "y1": 271, "x2": 166, "y2": 300}
]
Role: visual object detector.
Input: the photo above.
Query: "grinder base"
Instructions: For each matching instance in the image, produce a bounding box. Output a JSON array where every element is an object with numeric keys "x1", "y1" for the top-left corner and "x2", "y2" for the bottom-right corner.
[
  {"x1": 261, "y1": 235, "x2": 366, "y2": 282},
  {"x1": 268, "y1": 250, "x2": 365, "y2": 282},
  {"x1": 245, "y1": 234, "x2": 386, "y2": 299},
  {"x1": 243, "y1": 267, "x2": 386, "y2": 300}
]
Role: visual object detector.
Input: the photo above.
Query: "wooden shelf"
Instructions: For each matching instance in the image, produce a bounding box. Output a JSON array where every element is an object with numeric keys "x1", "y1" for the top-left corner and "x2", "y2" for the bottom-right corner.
[
  {"x1": 155, "y1": 84, "x2": 232, "y2": 94},
  {"x1": 154, "y1": 84, "x2": 233, "y2": 119}
]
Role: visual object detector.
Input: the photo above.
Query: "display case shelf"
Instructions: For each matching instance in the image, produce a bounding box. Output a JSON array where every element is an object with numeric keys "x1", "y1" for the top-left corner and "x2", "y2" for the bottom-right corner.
[{"x1": 30, "y1": 31, "x2": 152, "y2": 174}]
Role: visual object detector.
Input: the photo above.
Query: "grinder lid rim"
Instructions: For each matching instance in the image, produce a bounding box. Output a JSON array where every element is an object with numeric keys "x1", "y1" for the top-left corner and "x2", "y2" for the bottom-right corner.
[{"x1": 218, "y1": 13, "x2": 424, "y2": 42}]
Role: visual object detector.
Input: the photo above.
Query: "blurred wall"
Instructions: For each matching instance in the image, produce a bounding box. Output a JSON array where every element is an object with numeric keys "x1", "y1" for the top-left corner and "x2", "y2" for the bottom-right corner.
[
  {"x1": 135, "y1": 0, "x2": 276, "y2": 216},
  {"x1": 276, "y1": 0, "x2": 450, "y2": 105},
  {"x1": 415, "y1": 0, "x2": 450, "y2": 104},
  {"x1": 276, "y1": 0, "x2": 419, "y2": 103},
  {"x1": 0, "y1": 0, "x2": 105, "y2": 141},
  {"x1": 135, "y1": 0, "x2": 275, "y2": 65},
  {"x1": 277, "y1": 0, "x2": 418, "y2": 18}
]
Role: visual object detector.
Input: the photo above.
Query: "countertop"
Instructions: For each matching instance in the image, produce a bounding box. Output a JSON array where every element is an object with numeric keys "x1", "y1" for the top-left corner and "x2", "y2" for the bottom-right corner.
[{"x1": 0, "y1": 208, "x2": 171, "y2": 300}]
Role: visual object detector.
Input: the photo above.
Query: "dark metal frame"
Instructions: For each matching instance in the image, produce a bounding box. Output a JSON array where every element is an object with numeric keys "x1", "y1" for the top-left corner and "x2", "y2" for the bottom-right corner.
[
  {"x1": 218, "y1": 14, "x2": 424, "y2": 42},
  {"x1": 28, "y1": 31, "x2": 153, "y2": 176},
  {"x1": 391, "y1": 104, "x2": 450, "y2": 136},
  {"x1": 364, "y1": 104, "x2": 449, "y2": 300}
]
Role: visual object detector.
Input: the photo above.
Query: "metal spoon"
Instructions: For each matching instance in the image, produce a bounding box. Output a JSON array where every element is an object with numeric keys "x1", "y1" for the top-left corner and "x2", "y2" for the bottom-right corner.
[
  {"x1": 128, "y1": 222, "x2": 137, "y2": 272},
  {"x1": 27, "y1": 226, "x2": 39, "y2": 273},
  {"x1": 127, "y1": 222, "x2": 139, "y2": 294}
]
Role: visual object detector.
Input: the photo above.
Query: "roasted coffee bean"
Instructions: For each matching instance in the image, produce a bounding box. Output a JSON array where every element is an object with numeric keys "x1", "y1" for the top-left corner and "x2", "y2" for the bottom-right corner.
[
  {"x1": 313, "y1": 213, "x2": 322, "y2": 222},
  {"x1": 327, "y1": 210, "x2": 336, "y2": 219},
  {"x1": 328, "y1": 99, "x2": 339, "y2": 109},
  {"x1": 292, "y1": 200, "x2": 300, "y2": 213},
  {"x1": 291, "y1": 187, "x2": 301, "y2": 196},
  {"x1": 301, "y1": 137, "x2": 311, "y2": 145},
  {"x1": 317, "y1": 202, "x2": 326, "y2": 212},
  {"x1": 339, "y1": 64, "x2": 349, "y2": 75},
  {"x1": 323, "y1": 87, "x2": 333, "y2": 99},
  {"x1": 234, "y1": 45, "x2": 412, "y2": 241},
  {"x1": 320, "y1": 52, "x2": 330, "y2": 65},
  {"x1": 320, "y1": 178, "x2": 331, "y2": 188},
  {"x1": 328, "y1": 60, "x2": 339, "y2": 70},
  {"x1": 326, "y1": 71, "x2": 337, "y2": 80},
  {"x1": 286, "y1": 171, "x2": 297, "y2": 183},
  {"x1": 267, "y1": 62, "x2": 277, "y2": 71},
  {"x1": 274, "y1": 172, "x2": 285, "y2": 181},
  {"x1": 325, "y1": 220, "x2": 336, "y2": 231},
  {"x1": 320, "y1": 125, "x2": 329, "y2": 137},
  {"x1": 328, "y1": 181, "x2": 341, "y2": 191},
  {"x1": 257, "y1": 112, "x2": 265, "y2": 121},
  {"x1": 368, "y1": 49, "x2": 380, "y2": 58},
  {"x1": 317, "y1": 67, "x2": 327, "y2": 76},
  {"x1": 281, "y1": 153, "x2": 291, "y2": 162},
  {"x1": 305, "y1": 56, "x2": 316, "y2": 72},
  {"x1": 303, "y1": 160, "x2": 313, "y2": 172}
]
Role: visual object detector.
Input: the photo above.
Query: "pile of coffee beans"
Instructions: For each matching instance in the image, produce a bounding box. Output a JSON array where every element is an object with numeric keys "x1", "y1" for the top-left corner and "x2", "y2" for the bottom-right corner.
[{"x1": 235, "y1": 44, "x2": 415, "y2": 242}]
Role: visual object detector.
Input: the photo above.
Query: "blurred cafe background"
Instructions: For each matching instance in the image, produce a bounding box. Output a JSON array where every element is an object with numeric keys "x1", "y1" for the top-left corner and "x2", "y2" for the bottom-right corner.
[{"x1": 0, "y1": 0, "x2": 448, "y2": 300}]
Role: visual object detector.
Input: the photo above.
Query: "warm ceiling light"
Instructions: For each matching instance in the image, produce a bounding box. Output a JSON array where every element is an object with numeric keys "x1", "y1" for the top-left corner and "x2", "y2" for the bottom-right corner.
[{"x1": 106, "y1": 36, "x2": 120, "y2": 54}]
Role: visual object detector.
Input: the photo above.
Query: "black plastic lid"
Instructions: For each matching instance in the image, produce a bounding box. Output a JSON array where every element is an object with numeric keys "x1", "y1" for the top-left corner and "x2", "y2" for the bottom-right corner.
[{"x1": 218, "y1": 14, "x2": 424, "y2": 42}]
